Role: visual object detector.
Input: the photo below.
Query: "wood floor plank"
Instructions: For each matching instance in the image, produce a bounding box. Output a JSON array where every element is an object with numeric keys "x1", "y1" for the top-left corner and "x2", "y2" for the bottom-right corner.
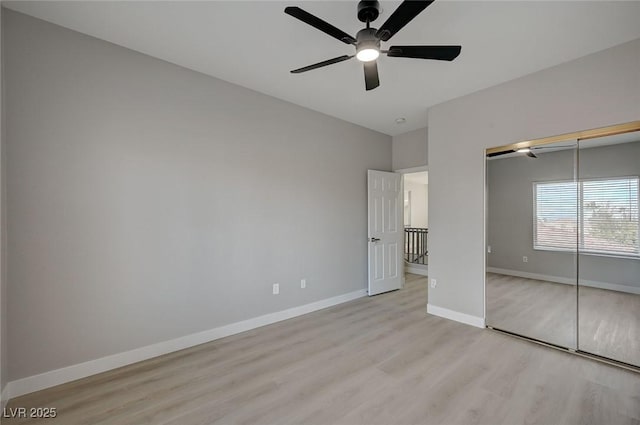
[
  {"x1": 5, "y1": 274, "x2": 640, "y2": 425},
  {"x1": 487, "y1": 272, "x2": 640, "y2": 366}
]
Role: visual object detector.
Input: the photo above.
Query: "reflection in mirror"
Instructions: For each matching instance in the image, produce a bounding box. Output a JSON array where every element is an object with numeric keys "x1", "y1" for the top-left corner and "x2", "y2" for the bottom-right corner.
[
  {"x1": 577, "y1": 131, "x2": 640, "y2": 367},
  {"x1": 404, "y1": 190, "x2": 411, "y2": 227},
  {"x1": 486, "y1": 140, "x2": 578, "y2": 349}
]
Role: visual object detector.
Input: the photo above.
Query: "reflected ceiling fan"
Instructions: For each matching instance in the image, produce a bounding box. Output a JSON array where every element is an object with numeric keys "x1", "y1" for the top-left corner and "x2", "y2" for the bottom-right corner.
[
  {"x1": 488, "y1": 145, "x2": 576, "y2": 159},
  {"x1": 285, "y1": 0, "x2": 461, "y2": 90}
]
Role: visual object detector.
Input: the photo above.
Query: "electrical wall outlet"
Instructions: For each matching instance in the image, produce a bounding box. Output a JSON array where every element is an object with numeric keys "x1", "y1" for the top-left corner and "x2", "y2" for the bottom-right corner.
[
  {"x1": 301, "y1": 279, "x2": 306, "y2": 289},
  {"x1": 430, "y1": 279, "x2": 437, "y2": 289},
  {"x1": 523, "y1": 256, "x2": 528, "y2": 263},
  {"x1": 273, "y1": 283, "x2": 279, "y2": 295}
]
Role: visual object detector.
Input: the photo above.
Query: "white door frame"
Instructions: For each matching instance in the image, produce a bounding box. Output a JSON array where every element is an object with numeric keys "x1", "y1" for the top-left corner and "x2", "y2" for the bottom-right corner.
[
  {"x1": 395, "y1": 165, "x2": 428, "y2": 174},
  {"x1": 396, "y1": 166, "x2": 429, "y2": 277}
]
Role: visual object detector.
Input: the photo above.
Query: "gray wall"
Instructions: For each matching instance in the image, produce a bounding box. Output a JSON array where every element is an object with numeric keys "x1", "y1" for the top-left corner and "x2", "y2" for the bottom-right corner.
[
  {"x1": 488, "y1": 142, "x2": 640, "y2": 289},
  {"x1": 4, "y1": 10, "x2": 391, "y2": 381},
  {"x1": 404, "y1": 180, "x2": 428, "y2": 228},
  {"x1": 0, "y1": 4, "x2": 7, "y2": 401},
  {"x1": 427, "y1": 37, "x2": 640, "y2": 319},
  {"x1": 392, "y1": 127, "x2": 428, "y2": 171}
]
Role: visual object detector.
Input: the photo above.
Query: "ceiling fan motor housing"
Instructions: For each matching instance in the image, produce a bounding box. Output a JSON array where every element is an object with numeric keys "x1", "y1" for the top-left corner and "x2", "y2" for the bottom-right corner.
[
  {"x1": 357, "y1": 0, "x2": 380, "y2": 23},
  {"x1": 356, "y1": 27, "x2": 381, "y2": 53}
]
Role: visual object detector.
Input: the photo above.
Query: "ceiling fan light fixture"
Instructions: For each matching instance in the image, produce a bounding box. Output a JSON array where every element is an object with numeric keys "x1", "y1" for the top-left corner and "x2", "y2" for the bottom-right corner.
[
  {"x1": 285, "y1": 1, "x2": 462, "y2": 90},
  {"x1": 356, "y1": 27, "x2": 380, "y2": 62},
  {"x1": 356, "y1": 47, "x2": 380, "y2": 62}
]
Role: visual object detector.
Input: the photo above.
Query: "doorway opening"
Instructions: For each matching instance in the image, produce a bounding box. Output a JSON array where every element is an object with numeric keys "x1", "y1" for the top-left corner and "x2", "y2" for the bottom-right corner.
[{"x1": 403, "y1": 170, "x2": 428, "y2": 276}]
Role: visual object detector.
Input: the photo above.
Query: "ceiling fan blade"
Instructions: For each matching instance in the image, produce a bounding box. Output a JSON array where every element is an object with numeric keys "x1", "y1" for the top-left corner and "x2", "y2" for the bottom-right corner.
[
  {"x1": 487, "y1": 150, "x2": 516, "y2": 158},
  {"x1": 285, "y1": 7, "x2": 357, "y2": 45},
  {"x1": 387, "y1": 45, "x2": 461, "y2": 61},
  {"x1": 376, "y1": 0, "x2": 435, "y2": 42},
  {"x1": 363, "y1": 61, "x2": 380, "y2": 91},
  {"x1": 290, "y1": 55, "x2": 354, "y2": 74}
]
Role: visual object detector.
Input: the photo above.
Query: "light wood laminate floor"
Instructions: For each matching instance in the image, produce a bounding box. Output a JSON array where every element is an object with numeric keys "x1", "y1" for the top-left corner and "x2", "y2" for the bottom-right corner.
[
  {"x1": 486, "y1": 272, "x2": 577, "y2": 348},
  {"x1": 579, "y1": 283, "x2": 640, "y2": 368},
  {"x1": 6, "y1": 274, "x2": 640, "y2": 425},
  {"x1": 487, "y1": 272, "x2": 640, "y2": 366}
]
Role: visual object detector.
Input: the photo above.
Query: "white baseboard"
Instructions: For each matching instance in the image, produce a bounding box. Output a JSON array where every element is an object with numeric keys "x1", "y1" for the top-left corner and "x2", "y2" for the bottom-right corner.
[
  {"x1": 427, "y1": 304, "x2": 485, "y2": 329},
  {"x1": 487, "y1": 267, "x2": 575, "y2": 285},
  {"x1": 406, "y1": 265, "x2": 428, "y2": 276},
  {"x1": 487, "y1": 267, "x2": 640, "y2": 295},
  {"x1": 7, "y1": 289, "x2": 367, "y2": 400}
]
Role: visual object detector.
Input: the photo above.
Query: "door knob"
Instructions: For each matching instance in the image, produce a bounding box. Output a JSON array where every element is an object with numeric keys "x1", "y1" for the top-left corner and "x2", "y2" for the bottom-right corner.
[{"x1": 370, "y1": 237, "x2": 381, "y2": 242}]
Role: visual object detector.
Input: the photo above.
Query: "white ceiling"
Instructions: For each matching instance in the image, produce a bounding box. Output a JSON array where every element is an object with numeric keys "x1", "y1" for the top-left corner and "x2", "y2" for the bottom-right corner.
[{"x1": 5, "y1": 1, "x2": 640, "y2": 135}]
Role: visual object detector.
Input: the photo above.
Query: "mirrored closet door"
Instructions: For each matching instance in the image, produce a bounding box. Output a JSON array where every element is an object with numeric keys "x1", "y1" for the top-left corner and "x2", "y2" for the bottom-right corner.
[
  {"x1": 486, "y1": 140, "x2": 578, "y2": 349},
  {"x1": 486, "y1": 122, "x2": 640, "y2": 368},
  {"x1": 577, "y1": 132, "x2": 640, "y2": 366}
]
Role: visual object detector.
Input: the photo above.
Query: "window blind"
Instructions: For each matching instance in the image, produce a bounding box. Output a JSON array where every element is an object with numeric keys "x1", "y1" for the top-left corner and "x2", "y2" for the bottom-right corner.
[
  {"x1": 534, "y1": 181, "x2": 578, "y2": 251},
  {"x1": 534, "y1": 177, "x2": 639, "y2": 257}
]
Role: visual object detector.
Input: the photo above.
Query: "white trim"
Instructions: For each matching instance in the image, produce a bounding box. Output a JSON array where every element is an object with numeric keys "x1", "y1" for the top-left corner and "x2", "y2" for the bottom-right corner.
[
  {"x1": 487, "y1": 267, "x2": 640, "y2": 295},
  {"x1": 6, "y1": 289, "x2": 367, "y2": 399},
  {"x1": 406, "y1": 265, "x2": 428, "y2": 276},
  {"x1": 1, "y1": 385, "x2": 8, "y2": 409},
  {"x1": 487, "y1": 267, "x2": 575, "y2": 285},
  {"x1": 581, "y1": 280, "x2": 640, "y2": 294},
  {"x1": 482, "y1": 149, "x2": 487, "y2": 321},
  {"x1": 395, "y1": 165, "x2": 428, "y2": 174},
  {"x1": 427, "y1": 304, "x2": 486, "y2": 328}
]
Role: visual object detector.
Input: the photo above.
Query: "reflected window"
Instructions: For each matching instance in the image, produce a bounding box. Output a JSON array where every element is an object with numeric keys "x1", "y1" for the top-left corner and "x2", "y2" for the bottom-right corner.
[{"x1": 534, "y1": 177, "x2": 639, "y2": 257}]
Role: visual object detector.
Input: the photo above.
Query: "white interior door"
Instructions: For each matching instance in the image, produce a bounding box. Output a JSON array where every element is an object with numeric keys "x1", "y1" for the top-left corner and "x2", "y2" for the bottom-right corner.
[{"x1": 368, "y1": 170, "x2": 403, "y2": 296}]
